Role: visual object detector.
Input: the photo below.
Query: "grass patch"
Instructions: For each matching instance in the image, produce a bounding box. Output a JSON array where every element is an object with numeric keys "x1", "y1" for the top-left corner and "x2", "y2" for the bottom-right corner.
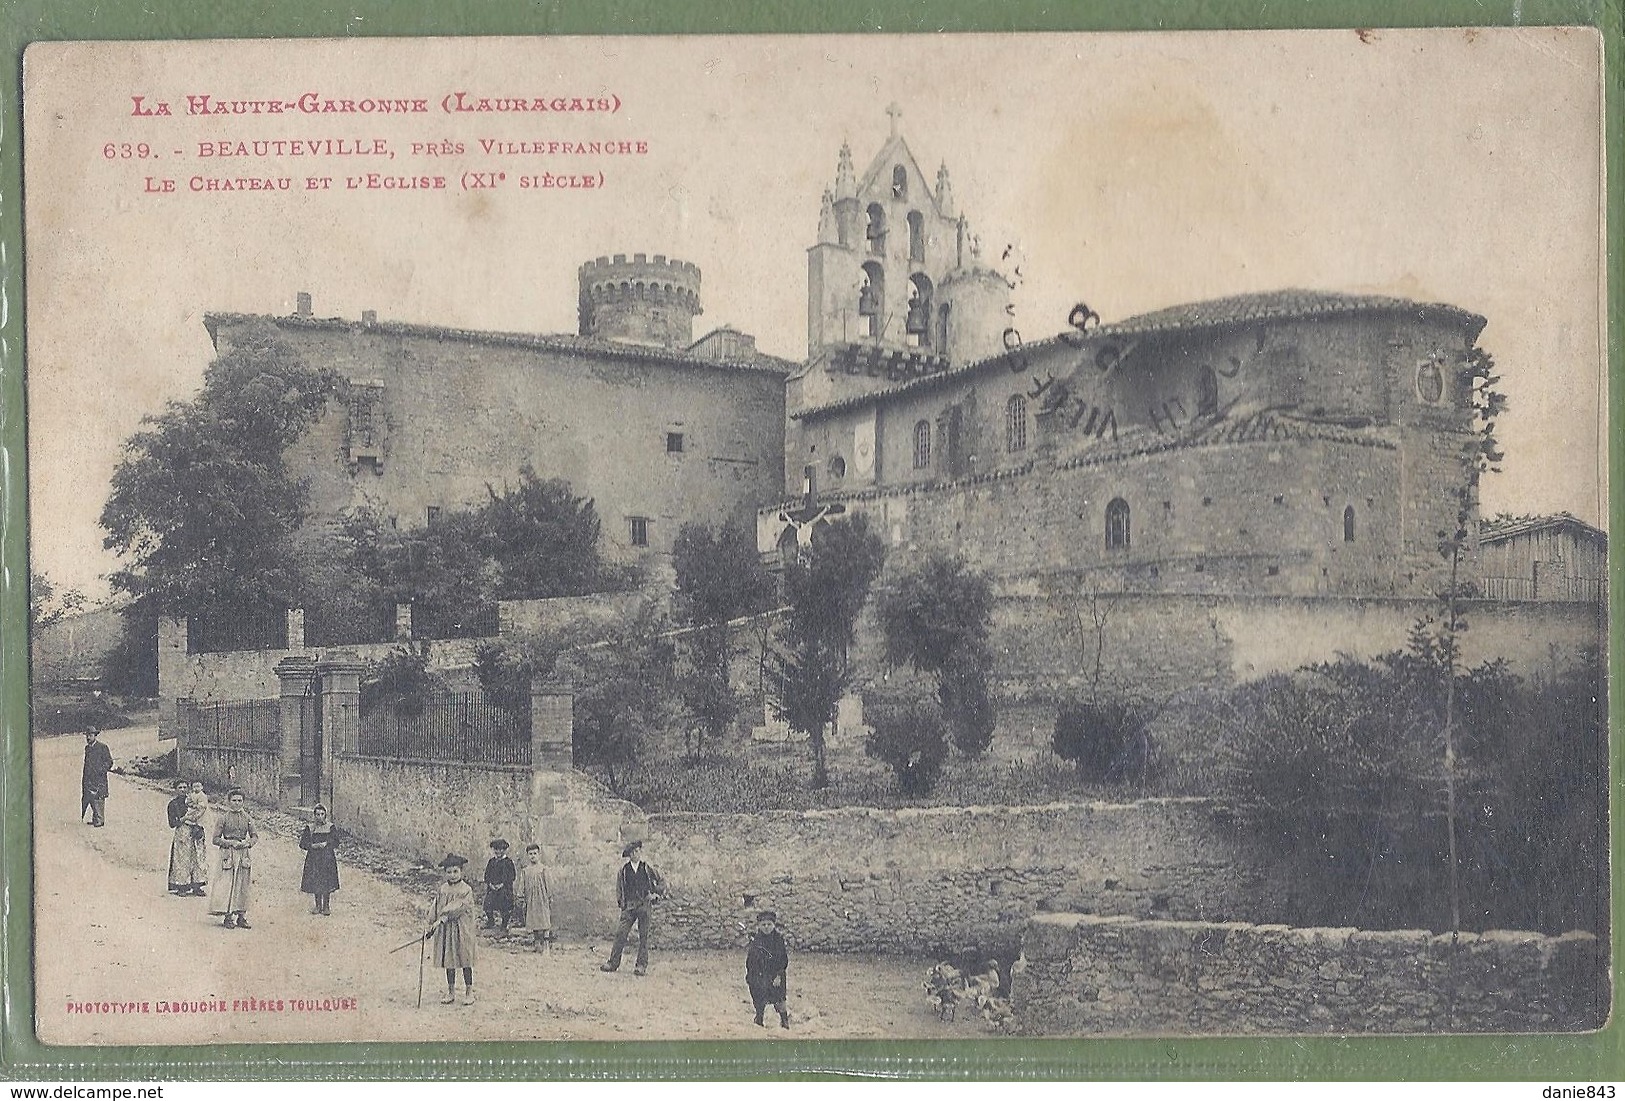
[{"x1": 610, "y1": 751, "x2": 1139, "y2": 813}]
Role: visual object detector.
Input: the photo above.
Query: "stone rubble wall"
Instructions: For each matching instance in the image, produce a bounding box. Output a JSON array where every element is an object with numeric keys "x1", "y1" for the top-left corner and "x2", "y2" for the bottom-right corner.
[{"x1": 1012, "y1": 913, "x2": 1608, "y2": 1035}]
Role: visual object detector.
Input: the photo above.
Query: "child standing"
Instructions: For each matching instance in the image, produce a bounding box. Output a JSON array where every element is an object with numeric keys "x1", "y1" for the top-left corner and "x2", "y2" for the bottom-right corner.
[
  {"x1": 482, "y1": 839, "x2": 516, "y2": 931},
  {"x1": 427, "y1": 853, "x2": 477, "y2": 1006},
  {"x1": 518, "y1": 842, "x2": 553, "y2": 953},
  {"x1": 745, "y1": 910, "x2": 790, "y2": 1029}
]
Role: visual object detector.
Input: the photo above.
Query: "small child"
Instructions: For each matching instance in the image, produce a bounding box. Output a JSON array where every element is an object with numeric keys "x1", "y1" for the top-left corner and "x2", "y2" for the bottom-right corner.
[
  {"x1": 745, "y1": 910, "x2": 790, "y2": 1029},
  {"x1": 482, "y1": 838, "x2": 515, "y2": 931},
  {"x1": 518, "y1": 842, "x2": 553, "y2": 954},
  {"x1": 427, "y1": 853, "x2": 477, "y2": 1006}
]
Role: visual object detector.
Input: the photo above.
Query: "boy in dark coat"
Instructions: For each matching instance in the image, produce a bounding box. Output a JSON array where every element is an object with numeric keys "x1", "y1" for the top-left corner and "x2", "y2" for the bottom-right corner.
[
  {"x1": 482, "y1": 839, "x2": 516, "y2": 931},
  {"x1": 745, "y1": 910, "x2": 790, "y2": 1028}
]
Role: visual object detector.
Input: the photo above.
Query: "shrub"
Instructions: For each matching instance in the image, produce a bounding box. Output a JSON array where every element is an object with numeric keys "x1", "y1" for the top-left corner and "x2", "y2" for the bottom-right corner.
[
  {"x1": 939, "y1": 644, "x2": 995, "y2": 757},
  {"x1": 1052, "y1": 697, "x2": 1148, "y2": 783},
  {"x1": 361, "y1": 643, "x2": 442, "y2": 715},
  {"x1": 863, "y1": 694, "x2": 949, "y2": 796}
]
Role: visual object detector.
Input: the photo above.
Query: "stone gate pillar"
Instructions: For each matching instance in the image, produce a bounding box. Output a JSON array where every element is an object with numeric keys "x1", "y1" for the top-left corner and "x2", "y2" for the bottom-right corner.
[
  {"x1": 530, "y1": 679, "x2": 574, "y2": 771},
  {"x1": 316, "y1": 650, "x2": 367, "y2": 812},
  {"x1": 274, "y1": 655, "x2": 317, "y2": 808}
]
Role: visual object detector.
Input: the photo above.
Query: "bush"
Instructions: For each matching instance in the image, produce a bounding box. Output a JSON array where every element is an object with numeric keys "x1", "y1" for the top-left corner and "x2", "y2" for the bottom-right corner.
[
  {"x1": 1052, "y1": 697, "x2": 1148, "y2": 783},
  {"x1": 361, "y1": 643, "x2": 442, "y2": 715},
  {"x1": 863, "y1": 694, "x2": 949, "y2": 796},
  {"x1": 939, "y1": 644, "x2": 995, "y2": 757}
]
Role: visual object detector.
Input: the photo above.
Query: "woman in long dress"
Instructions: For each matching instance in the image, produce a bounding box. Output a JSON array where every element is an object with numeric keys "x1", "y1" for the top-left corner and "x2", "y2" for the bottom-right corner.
[
  {"x1": 167, "y1": 781, "x2": 209, "y2": 895},
  {"x1": 427, "y1": 853, "x2": 477, "y2": 1005},
  {"x1": 209, "y1": 789, "x2": 256, "y2": 928},
  {"x1": 298, "y1": 803, "x2": 340, "y2": 915}
]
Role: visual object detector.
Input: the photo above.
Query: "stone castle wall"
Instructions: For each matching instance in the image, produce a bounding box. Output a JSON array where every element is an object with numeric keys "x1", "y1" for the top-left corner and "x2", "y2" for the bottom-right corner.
[
  {"x1": 211, "y1": 316, "x2": 785, "y2": 560},
  {"x1": 1014, "y1": 913, "x2": 1608, "y2": 1035}
]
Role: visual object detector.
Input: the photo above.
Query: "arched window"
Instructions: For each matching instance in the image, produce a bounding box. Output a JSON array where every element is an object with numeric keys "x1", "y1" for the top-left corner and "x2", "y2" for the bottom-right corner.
[
  {"x1": 859, "y1": 261, "x2": 885, "y2": 338},
  {"x1": 1343, "y1": 505, "x2": 1356, "y2": 543},
  {"x1": 1006, "y1": 394, "x2": 1028, "y2": 452},
  {"x1": 828, "y1": 454, "x2": 847, "y2": 480},
  {"x1": 866, "y1": 203, "x2": 886, "y2": 254},
  {"x1": 937, "y1": 302, "x2": 951, "y2": 352},
  {"x1": 1197, "y1": 365, "x2": 1219, "y2": 418},
  {"x1": 912, "y1": 419, "x2": 932, "y2": 470},
  {"x1": 1105, "y1": 498, "x2": 1131, "y2": 550},
  {"x1": 907, "y1": 210, "x2": 925, "y2": 262},
  {"x1": 906, "y1": 273, "x2": 933, "y2": 346},
  {"x1": 892, "y1": 164, "x2": 908, "y2": 199}
]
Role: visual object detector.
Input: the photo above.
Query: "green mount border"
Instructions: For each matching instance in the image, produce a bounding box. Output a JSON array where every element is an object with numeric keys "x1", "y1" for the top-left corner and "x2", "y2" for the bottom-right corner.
[{"x1": 1, "y1": 0, "x2": 1620, "y2": 1082}]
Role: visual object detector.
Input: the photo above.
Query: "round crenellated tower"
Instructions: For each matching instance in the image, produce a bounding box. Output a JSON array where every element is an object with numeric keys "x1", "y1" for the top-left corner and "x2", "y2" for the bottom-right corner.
[{"x1": 577, "y1": 253, "x2": 703, "y2": 350}]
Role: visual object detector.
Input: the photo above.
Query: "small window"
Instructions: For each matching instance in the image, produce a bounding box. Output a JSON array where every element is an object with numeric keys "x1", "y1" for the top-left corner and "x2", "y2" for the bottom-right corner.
[
  {"x1": 1273, "y1": 494, "x2": 1284, "y2": 505},
  {"x1": 1005, "y1": 394, "x2": 1029, "y2": 452},
  {"x1": 1267, "y1": 565, "x2": 1280, "y2": 576},
  {"x1": 1343, "y1": 506, "x2": 1356, "y2": 543},
  {"x1": 630, "y1": 517, "x2": 650, "y2": 547},
  {"x1": 907, "y1": 210, "x2": 925, "y2": 262},
  {"x1": 828, "y1": 455, "x2": 847, "y2": 479},
  {"x1": 912, "y1": 420, "x2": 932, "y2": 470},
  {"x1": 666, "y1": 432, "x2": 685, "y2": 453},
  {"x1": 1197, "y1": 366, "x2": 1219, "y2": 418},
  {"x1": 892, "y1": 164, "x2": 908, "y2": 199},
  {"x1": 425, "y1": 506, "x2": 441, "y2": 526},
  {"x1": 1105, "y1": 498, "x2": 1131, "y2": 550},
  {"x1": 1202, "y1": 496, "x2": 1213, "y2": 507}
]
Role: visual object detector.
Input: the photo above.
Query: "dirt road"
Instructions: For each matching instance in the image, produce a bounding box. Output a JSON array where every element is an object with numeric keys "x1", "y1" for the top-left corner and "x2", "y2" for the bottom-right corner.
[{"x1": 31, "y1": 726, "x2": 969, "y2": 1045}]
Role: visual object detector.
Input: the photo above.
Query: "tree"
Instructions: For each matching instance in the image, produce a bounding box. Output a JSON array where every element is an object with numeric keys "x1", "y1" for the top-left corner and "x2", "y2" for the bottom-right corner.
[
  {"x1": 29, "y1": 570, "x2": 85, "y2": 630},
  {"x1": 672, "y1": 522, "x2": 776, "y2": 759},
  {"x1": 1429, "y1": 343, "x2": 1508, "y2": 934},
  {"x1": 776, "y1": 515, "x2": 886, "y2": 787},
  {"x1": 483, "y1": 468, "x2": 615, "y2": 599},
  {"x1": 322, "y1": 470, "x2": 624, "y2": 640},
  {"x1": 99, "y1": 322, "x2": 340, "y2": 618},
  {"x1": 863, "y1": 694, "x2": 949, "y2": 796},
  {"x1": 571, "y1": 606, "x2": 684, "y2": 792},
  {"x1": 875, "y1": 554, "x2": 996, "y2": 756}
]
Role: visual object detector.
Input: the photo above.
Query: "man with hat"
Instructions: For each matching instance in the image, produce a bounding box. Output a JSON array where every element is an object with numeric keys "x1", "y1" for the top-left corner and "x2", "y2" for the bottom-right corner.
[
  {"x1": 428, "y1": 853, "x2": 478, "y2": 1005},
  {"x1": 599, "y1": 839, "x2": 665, "y2": 976},
  {"x1": 745, "y1": 909, "x2": 791, "y2": 1028},
  {"x1": 80, "y1": 727, "x2": 113, "y2": 827},
  {"x1": 482, "y1": 838, "x2": 517, "y2": 932}
]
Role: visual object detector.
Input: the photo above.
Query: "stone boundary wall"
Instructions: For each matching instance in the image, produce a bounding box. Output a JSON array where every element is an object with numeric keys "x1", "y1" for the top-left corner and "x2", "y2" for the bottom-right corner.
[
  {"x1": 645, "y1": 799, "x2": 1278, "y2": 954},
  {"x1": 326, "y1": 756, "x2": 642, "y2": 936},
  {"x1": 178, "y1": 746, "x2": 280, "y2": 805},
  {"x1": 329, "y1": 754, "x2": 532, "y2": 872},
  {"x1": 1013, "y1": 913, "x2": 1608, "y2": 1035},
  {"x1": 156, "y1": 618, "x2": 482, "y2": 736}
]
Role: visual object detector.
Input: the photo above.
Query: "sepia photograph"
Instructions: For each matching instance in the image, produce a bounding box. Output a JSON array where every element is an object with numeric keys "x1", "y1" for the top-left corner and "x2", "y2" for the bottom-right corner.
[{"x1": 21, "y1": 30, "x2": 1609, "y2": 1046}]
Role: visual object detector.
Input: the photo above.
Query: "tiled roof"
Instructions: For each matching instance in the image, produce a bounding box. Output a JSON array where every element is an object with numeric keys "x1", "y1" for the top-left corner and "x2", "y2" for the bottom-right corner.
[
  {"x1": 1055, "y1": 409, "x2": 1398, "y2": 471},
  {"x1": 203, "y1": 312, "x2": 797, "y2": 376},
  {"x1": 791, "y1": 289, "x2": 1487, "y2": 421},
  {"x1": 760, "y1": 409, "x2": 1394, "y2": 513},
  {"x1": 1479, "y1": 512, "x2": 1607, "y2": 546},
  {"x1": 1105, "y1": 289, "x2": 1485, "y2": 338}
]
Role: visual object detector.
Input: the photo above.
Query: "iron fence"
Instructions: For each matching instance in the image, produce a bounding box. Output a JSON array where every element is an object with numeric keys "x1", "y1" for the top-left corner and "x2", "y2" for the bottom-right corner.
[
  {"x1": 186, "y1": 607, "x2": 288, "y2": 653},
  {"x1": 179, "y1": 698, "x2": 282, "y2": 750},
  {"x1": 358, "y1": 689, "x2": 530, "y2": 765},
  {"x1": 305, "y1": 601, "x2": 395, "y2": 647},
  {"x1": 410, "y1": 603, "x2": 501, "y2": 640}
]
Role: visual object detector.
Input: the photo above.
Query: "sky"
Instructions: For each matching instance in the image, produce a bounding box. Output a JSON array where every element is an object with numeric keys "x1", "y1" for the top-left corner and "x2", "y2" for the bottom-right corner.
[{"x1": 22, "y1": 29, "x2": 1608, "y2": 601}]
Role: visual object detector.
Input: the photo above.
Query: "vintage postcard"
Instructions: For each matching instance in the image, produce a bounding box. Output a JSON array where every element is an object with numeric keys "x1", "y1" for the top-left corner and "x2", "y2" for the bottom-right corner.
[{"x1": 22, "y1": 30, "x2": 1608, "y2": 1048}]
